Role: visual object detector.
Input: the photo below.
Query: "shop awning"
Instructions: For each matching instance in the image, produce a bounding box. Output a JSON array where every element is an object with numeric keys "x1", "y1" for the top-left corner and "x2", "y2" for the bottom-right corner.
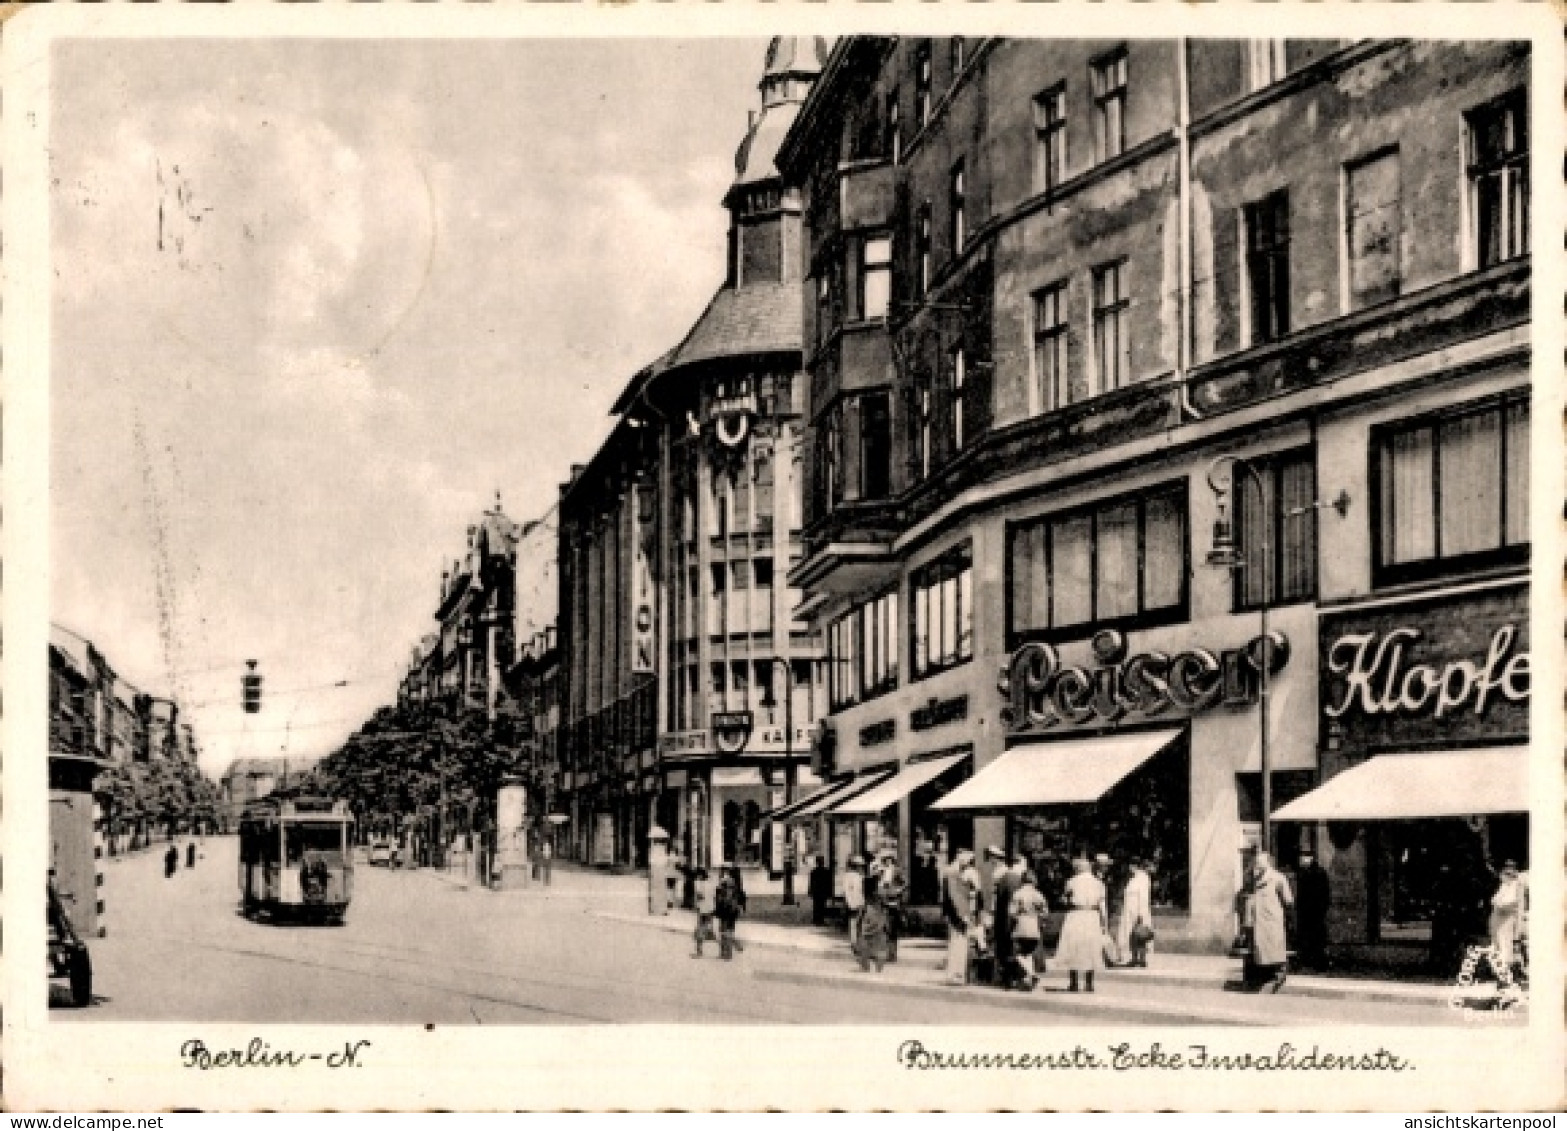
[
  {"x1": 764, "y1": 782, "x2": 846, "y2": 822},
  {"x1": 1272, "y1": 747, "x2": 1527, "y2": 822},
  {"x1": 930, "y1": 729, "x2": 1183, "y2": 813},
  {"x1": 788, "y1": 770, "x2": 894, "y2": 821},
  {"x1": 828, "y1": 751, "x2": 971, "y2": 817}
]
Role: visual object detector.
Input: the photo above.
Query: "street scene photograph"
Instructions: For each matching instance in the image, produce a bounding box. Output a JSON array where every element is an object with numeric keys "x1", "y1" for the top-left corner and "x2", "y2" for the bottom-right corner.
[{"x1": 39, "y1": 28, "x2": 1542, "y2": 1040}]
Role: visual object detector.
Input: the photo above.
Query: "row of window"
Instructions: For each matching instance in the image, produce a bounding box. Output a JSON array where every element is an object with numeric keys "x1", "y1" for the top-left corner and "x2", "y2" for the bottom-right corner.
[
  {"x1": 1026, "y1": 90, "x2": 1527, "y2": 414},
  {"x1": 822, "y1": 392, "x2": 1530, "y2": 686}
]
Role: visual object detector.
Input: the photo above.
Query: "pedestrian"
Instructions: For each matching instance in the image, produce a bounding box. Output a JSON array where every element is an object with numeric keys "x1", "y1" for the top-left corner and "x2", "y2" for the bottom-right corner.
[
  {"x1": 164, "y1": 843, "x2": 179, "y2": 879},
  {"x1": 875, "y1": 850, "x2": 907, "y2": 963},
  {"x1": 186, "y1": 841, "x2": 197, "y2": 869},
  {"x1": 1488, "y1": 860, "x2": 1525, "y2": 980},
  {"x1": 843, "y1": 856, "x2": 866, "y2": 955},
  {"x1": 1054, "y1": 858, "x2": 1108, "y2": 993},
  {"x1": 1094, "y1": 853, "x2": 1122, "y2": 966},
  {"x1": 1008, "y1": 869, "x2": 1048, "y2": 990},
  {"x1": 808, "y1": 856, "x2": 832, "y2": 926},
  {"x1": 666, "y1": 850, "x2": 684, "y2": 913},
  {"x1": 942, "y1": 849, "x2": 978, "y2": 985},
  {"x1": 1293, "y1": 850, "x2": 1331, "y2": 972},
  {"x1": 856, "y1": 870, "x2": 892, "y2": 973},
  {"x1": 690, "y1": 867, "x2": 715, "y2": 958},
  {"x1": 1245, "y1": 851, "x2": 1294, "y2": 992},
  {"x1": 1116, "y1": 858, "x2": 1155, "y2": 968},
  {"x1": 540, "y1": 837, "x2": 553, "y2": 886},
  {"x1": 715, "y1": 867, "x2": 744, "y2": 961},
  {"x1": 987, "y1": 847, "x2": 1023, "y2": 987}
]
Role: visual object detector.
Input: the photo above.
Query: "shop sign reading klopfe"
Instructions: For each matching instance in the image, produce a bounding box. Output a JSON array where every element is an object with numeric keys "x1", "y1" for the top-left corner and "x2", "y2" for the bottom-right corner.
[{"x1": 999, "y1": 628, "x2": 1289, "y2": 735}]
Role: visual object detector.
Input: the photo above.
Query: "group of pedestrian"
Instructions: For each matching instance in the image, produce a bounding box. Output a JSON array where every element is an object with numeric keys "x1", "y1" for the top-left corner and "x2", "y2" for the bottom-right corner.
[
  {"x1": 690, "y1": 863, "x2": 747, "y2": 960},
  {"x1": 164, "y1": 839, "x2": 198, "y2": 878},
  {"x1": 842, "y1": 851, "x2": 907, "y2": 973}
]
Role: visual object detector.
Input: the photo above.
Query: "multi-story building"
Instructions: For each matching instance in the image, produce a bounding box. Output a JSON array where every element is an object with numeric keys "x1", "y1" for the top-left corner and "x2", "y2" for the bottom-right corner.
[
  {"x1": 780, "y1": 38, "x2": 1531, "y2": 954},
  {"x1": 401, "y1": 498, "x2": 521, "y2": 717},
  {"x1": 556, "y1": 38, "x2": 832, "y2": 883}
]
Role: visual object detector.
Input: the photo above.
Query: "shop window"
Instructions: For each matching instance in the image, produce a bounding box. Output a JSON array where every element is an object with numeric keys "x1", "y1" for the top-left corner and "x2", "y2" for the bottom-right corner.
[
  {"x1": 1032, "y1": 281, "x2": 1069, "y2": 412},
  {"x1": 1344, "y1": 149, "x2": 1402, "y2": 310},
  {"x1": 859, "y1": 392, "x2": 892, "y2": 500},
  {"x1": 1091, "y1": 261, "x2": 1130, "y2": 393},
  {"x1": 1234, "y1": 449, "x2": 1318, "y2": 610},
  {"x1": 860, "y1": 234, "x2": 892, "y2": 321},
  {"x1": 1091, "y1": 48, "x2": 1127, "y2": 163},
  {"x1": 1373, "y1": 392, "x2": 1530, "y2": 587},
  {"x1": 1008, "y1": 483, "x2": 1188, "y2": 643},
  {"x1": 1247, "y1": 40, "x2": 1287, "y2": 91},
  {"x1": 915, "y1": 42, "x2": 933, "y2": 128},
  {"x1": 1465, "y1": 89, "x2": 1529, "y2": 270},
  {"x1": 910, "y1": 541, "x2": 974, "y2": 680},
  {"x1": 1244, "y1": 189, "x2": 1291, "y2": 345},
  {"x1": 1032, "y1": 84, "x2": 1067, "y2": 196},
  {"x1": 950, "y1": 160, "x2": 967, "y2": 256}
]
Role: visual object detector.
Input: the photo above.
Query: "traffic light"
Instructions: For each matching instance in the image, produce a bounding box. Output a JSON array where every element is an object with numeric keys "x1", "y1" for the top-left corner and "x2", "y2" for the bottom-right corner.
[{"x1": 242, "y1": 660, "x2": 263, "y2": 714}]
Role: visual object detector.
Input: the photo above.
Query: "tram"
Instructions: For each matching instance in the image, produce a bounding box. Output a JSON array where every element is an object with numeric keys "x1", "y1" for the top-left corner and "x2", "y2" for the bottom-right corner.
[{"x1": 238, "y1": 795, "x2": 354, "y2": 924}]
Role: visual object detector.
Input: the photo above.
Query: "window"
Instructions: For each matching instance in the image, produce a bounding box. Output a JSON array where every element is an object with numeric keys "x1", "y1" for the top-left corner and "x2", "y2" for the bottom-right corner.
[
  {"x1": 815, "y1": 269, "x2": 832, "y2": 348},
  {"x1": 950, "y1": 161, "x2": 967, "y2": 255},
  {"x1": 823, "y1": 409, "x2": 842, "y2": 508},
  {"x1": 886, "y1": 89, "x2": 902, "y2": 164},
  {"x1": 1009, "y1": 484, "x2": 1188, "y2": 640},
  {"x1": 1092, "y1": 49, "x2": 1127, "y2": 162},
  {"x1": 1345, "y1": 149, "x2": 1402, "y2": 310},
  {"x1": 1247, "y1": 40, "x2": 1287, "y2": 91},
  {"x1": 710, "y1": 662, "x2": 727, "y2": 712},
  {"x1": 709, "y1": 564, "x2": 727, "y2": 636},
  {"x1": 1032, "y1": 282, "x2": 1069, "y2": 411},
  {"x1": 1244, "y1": 189, "x2": 1290, "y2": 344},
  {"x1": 828, "y1": 591, "x2": 897, "y2": 708},
  {"x1": 914, "y1": 375, "x2": 934, "y2": 481},
  {"x1": 1233, "y1": 450, "x2": 1318, "y2": 610},
  {"x1": 1374, "y1": 392, "x2": 1530, "y2": 586},
  {"x1": 951, "y1": 347, "x2": 967, "y2": 451},
  {"x1": 861, "y1": 234, "x2": 892, "y2": 320},
  {"x1": 859, "y1": 392, "x2": 892, "y2": 500},
  {"x1": 1466, "y1": 90, "x2": 1529, "y2": 269},
  {"x1": 915, "y1": 43, "x2": 933, "y2": 128},
  {"x1": 917, "y1": 204, "x2": 933, "y2": 298},
  {"x1": 951, "y1": 37, "x2": 966, "y2": 76},
  {"x1": 1033, "y1": 84, "x2": 1067, "y2": 195},
  {"x1": 910, "y1": 542, "x2": 973, "y2": 679},
  {"x1": 1092, "y1": 261, "x2": 1130, "y2": 392}
]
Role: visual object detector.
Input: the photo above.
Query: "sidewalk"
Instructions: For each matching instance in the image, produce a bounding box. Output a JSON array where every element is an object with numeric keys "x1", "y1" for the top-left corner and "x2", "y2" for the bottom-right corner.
[{"x1": 590, "y1": 903, "x2": 1485, "y2": 1013}]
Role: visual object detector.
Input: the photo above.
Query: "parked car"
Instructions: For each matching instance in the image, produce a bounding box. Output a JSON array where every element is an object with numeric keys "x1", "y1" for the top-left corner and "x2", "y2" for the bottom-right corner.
[
  {"x1": 368, "y1": 839, "x2": 393, "y2": 867},
  {"x1": 48, "y1": 879, "x2": 92, "y2": 1008}
]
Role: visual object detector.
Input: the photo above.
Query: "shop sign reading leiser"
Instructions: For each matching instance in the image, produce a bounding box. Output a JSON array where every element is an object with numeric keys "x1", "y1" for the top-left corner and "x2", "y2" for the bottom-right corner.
[{"x1": 999, "y1": 628, "x2": 1289, "y2": 735}]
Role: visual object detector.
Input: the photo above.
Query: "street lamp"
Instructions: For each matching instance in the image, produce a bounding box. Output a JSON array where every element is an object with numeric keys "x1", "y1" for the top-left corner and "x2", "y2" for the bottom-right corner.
[
  {"x1": 1205, "y1": 455, "x2": 1276, "y2": 858},
  {"x1": 758, "y1": 655, "x2": 798, "y2": 905}
]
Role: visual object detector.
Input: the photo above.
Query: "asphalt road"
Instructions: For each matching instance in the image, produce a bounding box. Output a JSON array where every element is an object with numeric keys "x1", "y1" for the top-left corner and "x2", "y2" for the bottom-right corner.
[
  {"x1": 59, "y1": 837, "x2": 1113, "y2": 1025},
  {"x1": 58, "y1": 838, "x2": 1467, "y2": 1027}
]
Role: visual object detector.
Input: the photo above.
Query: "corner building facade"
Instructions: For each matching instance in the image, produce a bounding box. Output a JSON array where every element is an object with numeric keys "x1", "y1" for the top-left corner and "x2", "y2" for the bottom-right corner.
[{"x1": 781, "y1": 38, "x2": 1532, "y2": 953}]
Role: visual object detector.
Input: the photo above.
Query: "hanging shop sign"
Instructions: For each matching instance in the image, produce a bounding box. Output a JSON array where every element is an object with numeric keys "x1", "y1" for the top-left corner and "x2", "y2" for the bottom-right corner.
[
  {"x1": 1319, "y1": 583, "x2": 1528, "y2": 749},
  {"x1": 911, "y1": 695, "x2": 968, "y2": 732},
  {"x1": 631, "y1": 482, "x2": 657, "y2": 675},
  {"x1": 660, "y1": 723, "x2": 811, "y2": 757},
  {"x1": 711, "y1": 711, "x2": 755, "y2": 755},
  {"x1": 999, "y1": 628, "x2": 1289, "y2": 736}
]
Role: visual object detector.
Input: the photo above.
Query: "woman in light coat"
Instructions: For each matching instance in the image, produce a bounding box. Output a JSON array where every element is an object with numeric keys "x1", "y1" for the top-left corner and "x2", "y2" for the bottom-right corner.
[
  {"x1": 1053, "y1": 858, "x2": 1108, "y2": 992},
  {"x1": 1247, "y1": 852, "x2": 1294, "y2": 991},
  {"x1": 1488, "y1": 860, "x2": 1525, "y2": 977}
]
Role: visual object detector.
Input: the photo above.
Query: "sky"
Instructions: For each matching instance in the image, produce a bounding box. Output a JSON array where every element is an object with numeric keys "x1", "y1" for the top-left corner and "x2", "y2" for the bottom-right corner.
[{"x1": 50, "y1": 36, "x2": 769, "y2": 779}]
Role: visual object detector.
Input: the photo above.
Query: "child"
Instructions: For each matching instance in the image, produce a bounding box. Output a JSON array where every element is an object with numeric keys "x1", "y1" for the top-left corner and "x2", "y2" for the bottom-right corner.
[{"x1": 691, "y1": 868, "x2": 715, "y2": 958}]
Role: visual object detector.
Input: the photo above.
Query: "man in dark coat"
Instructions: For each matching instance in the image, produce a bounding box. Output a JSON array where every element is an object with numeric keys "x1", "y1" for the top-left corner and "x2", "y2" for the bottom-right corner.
[
  {"x1": 164, "y1": 843, "x2": 179, "y2": 878},
  {"x1": 186, "y1": 841, "x2": 198, "y2": 869},
  {"x1": 1294, "y1": 851, "x2": 1331, "y2": 971},
  {"x1": 988, "y1": 847, "x2": 1024, "y2": 987},
  {"x1": 808, "y1": 856, "x2": 832, "y2": 926}
]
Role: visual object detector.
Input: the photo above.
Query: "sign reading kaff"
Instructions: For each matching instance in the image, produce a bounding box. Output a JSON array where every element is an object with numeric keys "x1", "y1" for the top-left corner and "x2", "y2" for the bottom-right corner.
[
  {"x1": 1318, "y1": 583, "x2": 1529, "y2": 750},
  {"x1": 1000, "y1": 628, "x2": 1289, "y2": 735},
  {"x1": 660, "y1": 724, "x2": 814, "y2": 757}
]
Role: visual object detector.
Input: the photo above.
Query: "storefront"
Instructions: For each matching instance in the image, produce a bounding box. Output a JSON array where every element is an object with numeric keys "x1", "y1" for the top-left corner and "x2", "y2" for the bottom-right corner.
[{"x1": 1274, "y1": 580, "x2": 1529, "y2": 957}]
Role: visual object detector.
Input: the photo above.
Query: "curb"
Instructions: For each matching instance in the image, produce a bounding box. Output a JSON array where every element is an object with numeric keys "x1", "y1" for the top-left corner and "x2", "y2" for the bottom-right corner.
[
  {"x1": 752, "y1": 967, "x2": 1272, "y2": 1027},
  {"x1": 592, "y1": 909, "x2": 1458, "y2": 1011}
]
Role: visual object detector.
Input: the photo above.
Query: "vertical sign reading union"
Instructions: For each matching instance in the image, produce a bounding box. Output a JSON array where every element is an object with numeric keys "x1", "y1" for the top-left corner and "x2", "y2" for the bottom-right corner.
[{"x1": 632, "y1": 480, "x2": 657, "y2": 675}]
